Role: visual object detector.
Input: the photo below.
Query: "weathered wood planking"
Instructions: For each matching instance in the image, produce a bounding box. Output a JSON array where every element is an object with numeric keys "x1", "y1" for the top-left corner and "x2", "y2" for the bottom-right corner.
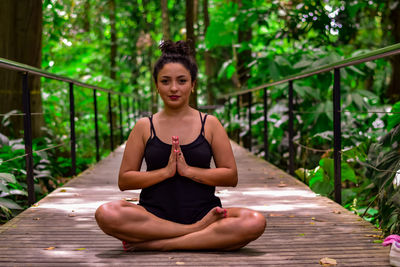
[{"x1": 0, "y1": 142, "x2": 390, "y2": 266}]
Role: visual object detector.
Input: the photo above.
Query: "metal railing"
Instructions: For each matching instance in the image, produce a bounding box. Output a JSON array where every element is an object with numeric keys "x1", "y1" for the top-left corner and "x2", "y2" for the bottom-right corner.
[
  {"x1": 220, "y1": 43, "x2": 400, "y2": 204},
  {"x1": 0, "y1": 57, "x2": 138, "y2": 205}
]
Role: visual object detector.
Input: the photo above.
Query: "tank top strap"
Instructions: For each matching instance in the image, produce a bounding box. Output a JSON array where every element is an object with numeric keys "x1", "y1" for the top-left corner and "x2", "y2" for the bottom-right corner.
[
  {"x1": 199, "y1": 111, "x2": 208, "y2": 136},
  {"x1": 148, "y1": 115, "x2": 156, "y2": 138}
]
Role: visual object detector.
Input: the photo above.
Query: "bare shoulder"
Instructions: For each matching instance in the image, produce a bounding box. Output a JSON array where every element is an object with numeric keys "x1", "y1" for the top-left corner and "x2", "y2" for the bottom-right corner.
[
  {"x1": 134, "y1": 117, "x2": 150, "y2": 130},
  {"x1": 128, "y1": 117, "x2": 151, "y2": 145},
  {"x1": 205, "y1": 114, "x2": 225, "y2": 133},
  {"x1": 203, "y1": 114, "x2": 227, "y2": 145},
  {"x1": 204, "y1": 114, "x2": 222, "y2": 127}
]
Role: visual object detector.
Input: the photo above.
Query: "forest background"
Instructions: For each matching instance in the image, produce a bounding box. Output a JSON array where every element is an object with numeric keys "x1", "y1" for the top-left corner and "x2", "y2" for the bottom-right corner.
[{"x1": 1, "y1": 0, "x2": 400, "y2": 236}]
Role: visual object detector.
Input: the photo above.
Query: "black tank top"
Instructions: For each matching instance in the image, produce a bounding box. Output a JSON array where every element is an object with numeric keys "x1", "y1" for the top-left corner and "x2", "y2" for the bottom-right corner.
[{"x1": 139, "y1": 112, "x2": 222, "y2": 224}]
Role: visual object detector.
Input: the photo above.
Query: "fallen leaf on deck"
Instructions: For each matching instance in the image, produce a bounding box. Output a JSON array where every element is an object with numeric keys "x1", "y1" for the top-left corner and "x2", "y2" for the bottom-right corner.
[
  {"x1": 60, "y1": 189, "x2": 67, "y2": 192},
  {"x1": 332, "y1": 210, "x2": 341, "y2": 214},
  {"x1": 373, "y1": 240, "x2": 383, "y2": 243},
  {"x1": 298, "y1": 233, "x2": 305, "y2": 236},
  {"x1": 269, "y1": 213, "x2": 284, "y2": 217},
  {"x1": 365, "y1": 234, "x2": 381, "y2": 238},
  {"x1": 311, "y1": 217, "x2": 316, "y2": 220},
  {"x1": 278, "y1": 181, "x2": 287, "y2": 187},
  {"x1": 33, "y1": 217, "x2": 40, "y2": 220},
  {"x1": 176, "y1": 262, "x2": 185, "y2": 265},
  {"x1": 32, "y1": 204, "x2": 39, "y2": 207},
  {"x1": 68, "y1": 213, "x2": 76, "y2": 217},
  {"x1": 75, "y1": 248, "x2": 86, "y2": 251},
  {"x1": 44, "y1": 247, "x2": 56, "y2": 250},
  {"x1": 319, "y1": 257, "x2": 337, "y2": 266},
  {"x1": 123, "y1": 197, "x2": 139, "y2": 202},
  {"x1": 310, "y1": 222, "x2": 315, "y2": 225}
]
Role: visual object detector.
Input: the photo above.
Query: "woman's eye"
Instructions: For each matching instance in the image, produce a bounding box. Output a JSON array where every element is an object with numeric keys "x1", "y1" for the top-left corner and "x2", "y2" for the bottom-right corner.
[
  {"x1": 179, "y1": 79, "x2": 187, "y2": 83},
  {"x1": 161, "y1": 80, "x2": 168, "y2": 84}
]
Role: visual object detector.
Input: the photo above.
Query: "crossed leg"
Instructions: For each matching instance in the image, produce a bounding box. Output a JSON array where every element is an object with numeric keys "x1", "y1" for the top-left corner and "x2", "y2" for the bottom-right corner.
[{"x1": 95, "y1": 200, "x2": 266, "y2": 251}]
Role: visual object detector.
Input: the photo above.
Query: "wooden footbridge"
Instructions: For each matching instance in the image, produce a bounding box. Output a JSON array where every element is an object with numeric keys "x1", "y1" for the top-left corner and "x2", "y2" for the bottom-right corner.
[{"x1": 0, "y1": 142, "x2": 389, "y2": 266}]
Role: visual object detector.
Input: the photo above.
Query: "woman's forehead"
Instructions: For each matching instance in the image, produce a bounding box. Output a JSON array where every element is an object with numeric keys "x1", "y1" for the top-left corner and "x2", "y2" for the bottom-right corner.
[{"x1": 159, "y1": 63, "x2": 190, "y2": 75}]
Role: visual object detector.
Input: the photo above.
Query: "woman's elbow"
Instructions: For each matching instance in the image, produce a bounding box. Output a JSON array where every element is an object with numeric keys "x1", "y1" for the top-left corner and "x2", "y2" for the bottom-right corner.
[
  {"x1": 227, "y1": 170, "x2": 238, "y2": 187},
  {"x1": 118, "y1": 174, "x2": 128, "y2": 191},
  {"x1": 118, "y1": 181, "x2": 126, "y2": 191}
]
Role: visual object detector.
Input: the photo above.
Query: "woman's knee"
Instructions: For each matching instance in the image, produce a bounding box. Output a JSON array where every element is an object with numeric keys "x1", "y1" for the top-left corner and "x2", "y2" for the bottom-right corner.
[
  {"x1": 95, "y1": 200, "x2": 125, "y2": 232},
  {"x1": 240, "y1": 209, "x2": 266, "y2": 239}
]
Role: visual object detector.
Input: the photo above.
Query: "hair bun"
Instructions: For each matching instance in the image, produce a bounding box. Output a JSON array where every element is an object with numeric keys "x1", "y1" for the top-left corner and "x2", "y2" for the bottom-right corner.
[{"x1": 159, "y1": 40, "x2": 192, "y2": 56}]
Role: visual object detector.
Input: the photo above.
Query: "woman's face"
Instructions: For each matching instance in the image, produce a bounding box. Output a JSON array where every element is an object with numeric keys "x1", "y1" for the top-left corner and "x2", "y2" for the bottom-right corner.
[{"x1": 156, "y1": 63, "x2": 195, "y2": 108}]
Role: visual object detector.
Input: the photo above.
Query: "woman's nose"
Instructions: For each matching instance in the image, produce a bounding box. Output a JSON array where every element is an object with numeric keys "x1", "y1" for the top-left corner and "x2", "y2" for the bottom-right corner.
[{"x1": 170, "y1": 81, "x2": 178, "y2": 91}]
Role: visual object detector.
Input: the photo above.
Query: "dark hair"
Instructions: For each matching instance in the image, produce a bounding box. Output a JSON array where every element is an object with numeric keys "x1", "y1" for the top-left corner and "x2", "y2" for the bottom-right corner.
[{"x1": 153, "y1": 40, "x2": 198, "y2": 83}]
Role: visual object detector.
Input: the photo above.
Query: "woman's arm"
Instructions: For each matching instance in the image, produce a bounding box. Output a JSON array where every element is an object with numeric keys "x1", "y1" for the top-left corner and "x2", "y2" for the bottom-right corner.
[
  {"x1": 177, "y1": 115, "x2": 238, "y2": 187},
  {"x1": 118, "y1": 118, "x2": 176, "y2": 190}
]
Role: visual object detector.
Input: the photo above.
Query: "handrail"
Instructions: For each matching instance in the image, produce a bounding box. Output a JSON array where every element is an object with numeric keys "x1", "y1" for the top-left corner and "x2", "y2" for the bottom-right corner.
[
  {"x1": 219, "y1": 42, "x2": 400, "y2": 205},
  {"x1": 0, "y1": 57, "x2": 138, "y2": 205},
  {"x1": 0, "y1": 57, "x2": 131, "y2": 97},
  {"x1": 220, "y1": 43, "x2": 400, "y2": 98}
]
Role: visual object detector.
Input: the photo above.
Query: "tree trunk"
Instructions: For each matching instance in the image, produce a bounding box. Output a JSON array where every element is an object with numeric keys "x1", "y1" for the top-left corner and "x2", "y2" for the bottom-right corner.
[
  {"x1": 203, "y1": 0, "x2": 214, "y2": 105},
  {"x1": 83, "y1": 0, "x2": 91, "y2": 32},
  {"x1": 142, "y1": 0, "x2": 157, "y2": 113},
  {"x1": 149, "y1": 44, "x2": 158, "y2": 114},
  {"x1": 109, "y1": 0, "x2": 117, "y2": 80},
  {"x1": 186, "y1": 0, "x2": 197, "y2": 108},
  {"x1": 387, "y1": 6, "x2": 400, "y2": 103},
  {"x1": 0, "y1": 0, "x2": 44, "y2": 138},
  {"x1": 161, "y1": 0, "x2": 171, "y2": 41},
  {"x1": 237, "y1": 0, "x2": 252, "y2": 88}
]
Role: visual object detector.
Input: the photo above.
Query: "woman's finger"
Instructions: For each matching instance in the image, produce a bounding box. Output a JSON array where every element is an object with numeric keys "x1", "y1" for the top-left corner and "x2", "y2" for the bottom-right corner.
[{"x1": 172, "y1": 136, "x2": 179, "y2": 153}]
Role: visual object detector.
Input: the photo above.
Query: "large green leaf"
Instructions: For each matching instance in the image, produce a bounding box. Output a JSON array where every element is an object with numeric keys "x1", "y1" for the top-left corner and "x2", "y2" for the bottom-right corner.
[
  {"x1": 0, "y1": 173, "x2": 16, "y2": 184},
  {"x1": 390, "y1": 190, "x2": 400, "y2": 208},
  {"x1": 341, "y1": 162, "x2": 357, "y2": 183},
  {"x1": 320, "y1": 158, "x2": 334, "y2": 180},
  {"x1": 0, "y1": 198, "x2": 22, "y2": 210},
  {"x1": 309, "y1": 166, "x2": 324, "y2": 188},
  {"x1": 387, "y1": 101, "x2": 400, "y2": 131}
]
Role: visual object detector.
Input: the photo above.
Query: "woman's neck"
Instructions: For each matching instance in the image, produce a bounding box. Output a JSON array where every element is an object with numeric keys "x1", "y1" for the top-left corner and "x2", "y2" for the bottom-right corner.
[{"x1": 161, "y1": 105, "x2": 193, "y2": 118}]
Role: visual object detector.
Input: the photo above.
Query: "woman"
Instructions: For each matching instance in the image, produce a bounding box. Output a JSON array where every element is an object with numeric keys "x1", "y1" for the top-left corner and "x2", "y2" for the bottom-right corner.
[{"x1": 95, "y1": 40, "x2": 266, "y2": 251}]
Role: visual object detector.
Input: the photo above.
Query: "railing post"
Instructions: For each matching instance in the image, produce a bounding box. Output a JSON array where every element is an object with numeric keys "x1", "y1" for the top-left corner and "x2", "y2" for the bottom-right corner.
[
  {"x1": 21, "y1": 72, "x2": 35, "y2": 205},
  {"x1": 93, "y1": 89, "x2": 100, "y2": 162},
  {"x1": 248, "y1": 92, "x2": 252, "y2": 152},
  {"x1": 132, "y1": 97, "x2": 135, "y2": 122},
  {"x1": 108, "y1": 92, "x2": 114, "y2": 151},
  {"x1": 69, "y1": 82, "x2": 76, "y2": 176},
  {"x1": 333, "y1": 68, "x2": 342, "y2": 204},
  {"x1": 288, "y1": 81, "x2": 295, "y2": 175},
  {"x1": 126, "y1": 97, "x2": 131, "y2": 134},
  {"x1": 263, "y1": 88, "x2": 269, "y2": 161},
  {"x1": 118, "y1": 95, "x2": 123, "y2": 145},
  {"x1": 237, "y1": 95, "x2": 240, "y2": 143},
  {"x1": 227, "y1": 97, "x2": 231, "y2": 135}
]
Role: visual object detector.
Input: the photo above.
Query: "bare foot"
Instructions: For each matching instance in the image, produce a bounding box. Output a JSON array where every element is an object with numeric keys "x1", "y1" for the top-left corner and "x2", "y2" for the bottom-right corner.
[{"x1": 194, "y1": 207, "x2": 227, "y2": 231}]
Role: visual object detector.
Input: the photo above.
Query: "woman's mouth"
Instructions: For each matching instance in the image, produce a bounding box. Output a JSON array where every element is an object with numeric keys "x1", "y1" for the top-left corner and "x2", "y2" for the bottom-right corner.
[{"x1": 169, "y1": 95, "x2": 180, "y2": 100}]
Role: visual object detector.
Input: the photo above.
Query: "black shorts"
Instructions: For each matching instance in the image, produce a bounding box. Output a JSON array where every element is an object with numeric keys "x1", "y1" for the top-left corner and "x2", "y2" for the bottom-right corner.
[{"x1": 139, "y1": 201, "x2": 222, "y2": 225}]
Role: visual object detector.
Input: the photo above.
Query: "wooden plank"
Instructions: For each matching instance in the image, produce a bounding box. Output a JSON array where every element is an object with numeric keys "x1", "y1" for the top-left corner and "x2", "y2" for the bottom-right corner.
[{"x1": 0, "y1": 141, "x2": 390, "y2": 266}]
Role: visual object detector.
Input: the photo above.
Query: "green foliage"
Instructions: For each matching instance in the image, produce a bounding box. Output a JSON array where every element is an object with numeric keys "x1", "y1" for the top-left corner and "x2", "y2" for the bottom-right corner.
[
  {"x1": 1, "y1": 0, "x2": 398, "y2": 235},
  {"x1": 213, "y1": 1, "x2": 395, "y2": 230}
]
